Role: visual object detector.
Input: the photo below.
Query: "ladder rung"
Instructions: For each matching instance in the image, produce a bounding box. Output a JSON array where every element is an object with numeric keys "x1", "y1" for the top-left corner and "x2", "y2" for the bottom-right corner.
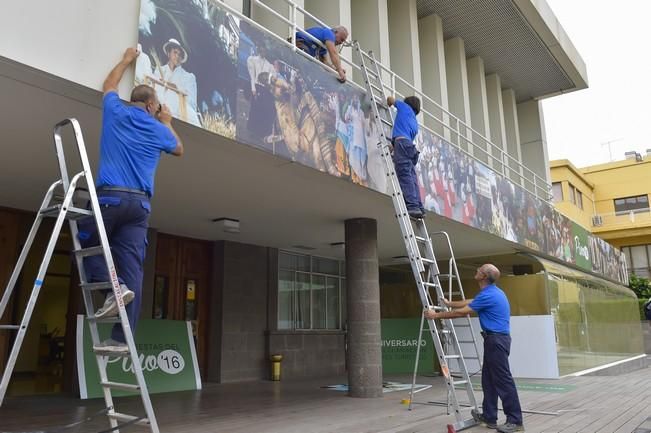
[
  {"x1": 380, "y1": 117, "x2": 393, "y2": 126},
  {"x1": 423, "y1": 281, "x2": 439, "y2": 287},
  {"x1": 445, "y1": 354, "x2": 461, "y2": 359},
  {"x1": 415, "y1": 236, "x2": 429, "y2": 243},
  {"x1": 81, "y1": 281, "x2": 113, "y2": 291},
  {"x1": 370, "y1": 83, "x2": 383, "y2": 93},
  {"x1": 438, "y1": 273, "x2": 451, "y2": 279},
  {"x1": 457, "y1": 340, "x2": 476, "y2": 343},
  {"x1": 101, "y1": 381, "x2": 140, "y2": 391},
  {"x1": 88, "y1": 316, "x2": 121, "y2": 324},
  {"x1": 420, "y1": 257, "x2": 436, "y2": 264},
  {"x1": 40, "y1": 205, "x2": 93, "y2": 219},
  {"x1": 0, "y1": 325, "x2": 20, "y2": 330},
  {"x1": 74, "y1": 246, "x2": 104, "y2": 258},
  {"x1": 453, "y1": 380, "x2": 469, "y2": 386},
  {"x1": 94, "y1": 348, "x2": 130, "y2": 358},
  {"x1": 107, "y1": 412, "x2": 149, "y2": 426}
]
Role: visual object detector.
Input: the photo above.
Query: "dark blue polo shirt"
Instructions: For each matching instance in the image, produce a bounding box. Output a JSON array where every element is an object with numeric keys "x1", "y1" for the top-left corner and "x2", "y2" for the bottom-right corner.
[
  {"x1": 96, "y1": 92, "x2": 177, "y2": 197},
  {"x1": 469, "y1": 284, "x2": 511, "y2": 334},
  {"x1": 392, "y1": 100, "x2": 419, "y2": 141},
  {"x1": 296, "y1": 26, "x2": 336, "y2": 58}
]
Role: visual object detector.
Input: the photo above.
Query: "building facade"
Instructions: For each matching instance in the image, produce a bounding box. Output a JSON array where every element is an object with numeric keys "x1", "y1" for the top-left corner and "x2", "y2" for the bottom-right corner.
[{"x1": 0, "y1": 0, "x2": 643, "y2": 399}]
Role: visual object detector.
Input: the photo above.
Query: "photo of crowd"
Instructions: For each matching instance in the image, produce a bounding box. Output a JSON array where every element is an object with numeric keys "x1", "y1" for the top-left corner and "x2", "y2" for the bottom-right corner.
[{"x1": 136, "y1": 0, "x2": 626, "y2": 283}]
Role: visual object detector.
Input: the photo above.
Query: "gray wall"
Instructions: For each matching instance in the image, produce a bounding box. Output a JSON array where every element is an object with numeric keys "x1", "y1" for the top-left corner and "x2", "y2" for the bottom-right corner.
[{"x1": 268, "y1": 332, "x2": 346, "y2": 379}]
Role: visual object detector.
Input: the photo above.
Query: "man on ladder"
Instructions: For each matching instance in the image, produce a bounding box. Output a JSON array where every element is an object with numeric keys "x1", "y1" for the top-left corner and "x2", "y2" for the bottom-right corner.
[
  {"x1": 386, "y1": 95, "x2": 425, "y2": 219},
  {"x1": 81, "y1": 47, "x2": 184, "y2": 354},
  {"x1": 424, "y1": 264, "x2": 525, "y2": 433}
]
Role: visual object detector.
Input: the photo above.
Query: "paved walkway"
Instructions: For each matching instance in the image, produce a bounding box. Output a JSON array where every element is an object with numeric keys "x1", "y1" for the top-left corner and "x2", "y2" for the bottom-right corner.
[{"x1": 1, "y1": 367, "x2": 649, "y2": 433}]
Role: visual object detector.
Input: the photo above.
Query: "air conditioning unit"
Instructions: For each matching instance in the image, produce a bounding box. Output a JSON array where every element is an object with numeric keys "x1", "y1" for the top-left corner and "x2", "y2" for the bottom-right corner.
[{"x1": 592, "y1": 215, "x2": 603, "y2": 226}]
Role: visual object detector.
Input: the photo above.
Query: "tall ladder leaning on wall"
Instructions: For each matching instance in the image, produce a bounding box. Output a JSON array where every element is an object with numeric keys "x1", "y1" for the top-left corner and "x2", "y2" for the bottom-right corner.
[
  {"x1": 0, "y1": 119, "x2": 159, "y2": 433},
  {"x1": 353, "y1": 41, "x2": 482, "y2": 433}
]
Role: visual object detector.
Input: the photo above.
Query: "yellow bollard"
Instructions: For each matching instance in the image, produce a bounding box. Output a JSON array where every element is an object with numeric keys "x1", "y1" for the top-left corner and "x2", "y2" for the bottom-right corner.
[{"x1": 270, "y1": 354, "x2": 283, "y2": 381}]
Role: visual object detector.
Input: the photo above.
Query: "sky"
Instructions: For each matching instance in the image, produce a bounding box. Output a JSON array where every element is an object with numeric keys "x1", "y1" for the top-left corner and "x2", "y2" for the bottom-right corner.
[{"x1": 542, "y1": 0, "x2": 651, "y2": 168}]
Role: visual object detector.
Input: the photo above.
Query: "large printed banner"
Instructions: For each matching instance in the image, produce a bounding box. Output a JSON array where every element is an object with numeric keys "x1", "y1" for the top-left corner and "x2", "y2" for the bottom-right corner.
[{"x1": 136, "y1": 0, "x2": 626, "y2": 283}]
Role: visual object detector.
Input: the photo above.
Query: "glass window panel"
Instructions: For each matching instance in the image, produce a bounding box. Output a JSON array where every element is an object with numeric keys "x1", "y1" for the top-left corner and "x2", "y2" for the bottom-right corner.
[
  {"x1": 153, "y1": 276, "x2": 168, "y2": 319},
  {"x1": 326, "y1": 277, "x2": 340, "y2": 329},
  {"x1": 640, "y1": 195, "x2": 649, "y2": 204},
  {"x1": 552, "y1": 182, "x2": 563, "y2": 202},
  {"x1": 631, "y1": 245, "x2": 647, "y2": 271},
  {"x1": 279, "y1": 252, "x2": 296, "y2": 270},
  {"x1": 312, "y1": 275, "x2": 327, "y2": 329},
  {"x1": 296, "y1": 273, "x2": 311, "y2": 329},
  {"x1": 341, "y1": 279, "x2": 347, "y2": 328},
  {"x1": 296, "y1": 255, "x2": 310, "y2": 272},
  {"x1": 568, "y1": 185, "x2": 576, "y2": 204},
  {"x1": 278, "y1": 270, "x2": 294, "y2": 329},
  {"x1": 312, "y1": 257, "x2": 339, "y2": 275},
  {"x1": 576, "y1": 191, "x2": 583, "y2": 209},
  {"x1": 623, "y1": 247, "x2": 632, "y2": 271}
]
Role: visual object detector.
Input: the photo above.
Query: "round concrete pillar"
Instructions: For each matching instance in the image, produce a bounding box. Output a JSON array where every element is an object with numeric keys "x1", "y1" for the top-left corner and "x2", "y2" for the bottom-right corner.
[{"x1": 345, "y1": 218, "x2": 383, "y2": 398}]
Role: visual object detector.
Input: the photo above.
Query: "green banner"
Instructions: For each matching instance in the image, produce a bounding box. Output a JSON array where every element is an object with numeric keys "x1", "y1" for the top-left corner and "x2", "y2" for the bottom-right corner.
[
  {"x1": 572, "y1": 223, "x2": 592, "y2": 271},
  {"x1": 381, "y1": 318, "x2": 437, "y2": 374},
  {"x1": 76, "y1": 316, "x2": 201, "y2": 399}
]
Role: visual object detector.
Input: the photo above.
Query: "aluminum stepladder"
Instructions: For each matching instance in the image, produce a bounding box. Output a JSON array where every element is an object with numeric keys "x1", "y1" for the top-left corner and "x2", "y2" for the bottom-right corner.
[
  {"x1": 0, "y1": 118, "x2": 159, "y2": 432},
  {"x1": 409, "y1": 232, "x2": 483, "y2": 420},
  {"x1": 353, "y1": 41, "x2": 479, "y2": 432}
]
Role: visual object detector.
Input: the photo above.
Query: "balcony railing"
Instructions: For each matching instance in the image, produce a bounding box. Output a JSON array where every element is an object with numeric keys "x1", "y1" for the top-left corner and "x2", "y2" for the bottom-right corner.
[
  {"x1": 219, "y1": 0, "x2": 553, "y2": 204},
  {"x1": 592, "y1": 208, "x2": 651, "y2": 229}
]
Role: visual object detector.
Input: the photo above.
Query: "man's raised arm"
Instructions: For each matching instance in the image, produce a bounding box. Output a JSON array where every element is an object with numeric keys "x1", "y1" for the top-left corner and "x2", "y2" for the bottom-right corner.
[{"x1": 103, "y1": 48, "x2": 140, "y2": 94}]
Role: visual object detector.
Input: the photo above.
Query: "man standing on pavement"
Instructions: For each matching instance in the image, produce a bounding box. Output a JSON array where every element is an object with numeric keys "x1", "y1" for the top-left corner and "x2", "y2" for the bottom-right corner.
[
  {"x1": 424, "y1": 264, "x2": 524, "y2": 432},
  {"x1": 387, "y1": 95, "x2": 425, "y2": 219},
  {"x1": 79, "y1": 47, "x2": 184, "y2": 355}
]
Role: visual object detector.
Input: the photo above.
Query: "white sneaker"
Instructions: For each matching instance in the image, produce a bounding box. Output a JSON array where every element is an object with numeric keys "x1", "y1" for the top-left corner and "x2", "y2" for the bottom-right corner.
[
  {"x1": 94, "y1": 284, "x2": 135, "y2": 319},
  {"x1": 93, "y1": 338, "x2": 129, "y2": 355}
]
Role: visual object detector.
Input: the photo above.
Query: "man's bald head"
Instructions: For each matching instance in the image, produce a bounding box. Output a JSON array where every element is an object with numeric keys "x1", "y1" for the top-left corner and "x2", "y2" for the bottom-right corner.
[
  {"x1": 476, "y1": 264, "x2": 501, "y2": 285},
  {"x1": 333, "y1": 26, "x2": 349, "y2": 45}
]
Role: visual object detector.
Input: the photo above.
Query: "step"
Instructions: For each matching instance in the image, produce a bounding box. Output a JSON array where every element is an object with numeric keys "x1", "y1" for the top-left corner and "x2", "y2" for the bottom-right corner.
[
  {"x1": 444, "y1": 355, "x2": 461, "y2": 359},
  {"x1": 40, "y1": 204, "x2": 93, "y2": 220},
  {"x1": 87, "y1": 316, "x2": 121, "y2": 324},
  {"x1": 93, "y1": 347, "x2": 130, "y2": 358},
  {"x1": 107, "y1": 412, "x2": 149, "y2": 426},
  {"x1": 415, "y1": 236, "x2": 430, "y2": 243},
  {"x1": 453, "y1": 380, "x2": 469, "y2": 386},
  {"x1": 73, "y1": 246, "x2": 104, "y2": 258},
  {"x1": 0, "y1": 325, "x2": 20, "y2": 330},
  {"x1": 81, "y1": 281, "x2": 113, "y2": 291},
  {"x1": 420, "y1": 257, "x2": 436, "y2": 264},
  {"x1": 101, "y1": 381, "x2": 140, "y2": 392}
]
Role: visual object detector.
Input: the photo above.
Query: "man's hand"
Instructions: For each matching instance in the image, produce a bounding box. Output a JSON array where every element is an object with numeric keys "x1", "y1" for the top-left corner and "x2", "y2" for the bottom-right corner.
[
  {"x1": 158, "y1": 104, "x2": 173, "y2": 126},
  {"x1": 122, "y1": 47, "x2": 140, "y2": 64},
  {"x1": 423, "y1": 308, "x2": 440, "y2": 320},
  {"x1": 441, "y1": 297, "x2": 451, "y2": 307},
  {"x1": 337, "y1": 67, "x2": 347, "y2": 83}
]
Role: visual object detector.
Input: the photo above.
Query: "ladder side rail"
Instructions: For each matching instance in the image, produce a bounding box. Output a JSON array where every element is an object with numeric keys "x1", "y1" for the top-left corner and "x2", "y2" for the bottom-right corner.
[
  {"x1": 0, "y1": 174, "x2": 82, "y2": 405},
  {"x1": 0, "y1": 180, "x2": 61, "y2": 320}
]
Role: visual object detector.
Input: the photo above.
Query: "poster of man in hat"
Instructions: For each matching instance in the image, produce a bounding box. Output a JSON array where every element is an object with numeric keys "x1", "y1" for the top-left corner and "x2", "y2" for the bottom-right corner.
[{"x1": 151, "y1": 38, "x2": 201, "y2": 126}]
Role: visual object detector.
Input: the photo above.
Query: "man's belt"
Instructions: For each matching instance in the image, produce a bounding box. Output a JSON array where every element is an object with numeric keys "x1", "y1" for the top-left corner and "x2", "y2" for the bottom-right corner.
[
  {"x1": 481, "y1": 330, "x2": 510, "y2": 337},
  {"x1": 97, "y1": 186, "x2": 149, "y2": 197}
]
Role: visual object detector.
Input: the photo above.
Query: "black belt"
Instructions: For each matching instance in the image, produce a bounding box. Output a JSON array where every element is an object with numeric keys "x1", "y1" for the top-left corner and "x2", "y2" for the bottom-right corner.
[
  {"x1": 97, "y1": 186, "x2": 149, "y2": 197},
  {"x1": 481, "y1": 330, "x2": 510, "y2": 337}
]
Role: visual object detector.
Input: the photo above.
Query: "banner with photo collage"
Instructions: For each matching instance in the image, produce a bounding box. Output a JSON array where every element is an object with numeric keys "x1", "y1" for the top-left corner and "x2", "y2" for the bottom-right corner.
[{"x1": 136, "y1": 0, "x2": 626, "y2": 283}]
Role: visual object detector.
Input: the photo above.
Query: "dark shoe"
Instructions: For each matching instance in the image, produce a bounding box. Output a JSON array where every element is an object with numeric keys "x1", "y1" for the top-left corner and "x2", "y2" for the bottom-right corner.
[
  {"x1": 408, "y1": 209, "x2": 424, "y2": 219},
  {"x1": 497, "y1": 422, "x2": 524, "y2": 432},
  {"x1": 471, "y1": 409, "x2": 497, "y2": 429}
]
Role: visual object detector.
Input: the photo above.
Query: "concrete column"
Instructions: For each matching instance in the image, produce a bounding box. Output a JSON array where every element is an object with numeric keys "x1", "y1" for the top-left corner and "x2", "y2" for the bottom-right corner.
[
  {"x1": 223, "y1": 0, "x2": 244, "y2": 14},
  {"x1": 486, "y1": 74, "x2": 507, "y2": 174},
  {"x1": 251, "y1": 0, "x2": 304, "y2": 39},
  {"x1": 518, "y1": 99, "x2": 551, "y2": 185},
  {"x1": 388, "y1": 0, "x2": 422, "y2": 96},
  {"x1": 345, "y1": 218, "x2": 382, "y2": 398},
  {"x1": 304, "y1": 0, "x2": 352, "y2": 72},
  {"x1": 351, "y1": 0, "x2": 390, "y2": 85},
  {"x1": 467, "y1": 56, "x2": 491, "y2": 165},
  {"x1": 418, "y1": 14, "x2": 449, "y2": 137},
  {"x1": 501, "y1": 88, "x2": 523, "y2": 183},
  {"x1": 444, "y1": 37, "x2": 472, "y2": 153}
]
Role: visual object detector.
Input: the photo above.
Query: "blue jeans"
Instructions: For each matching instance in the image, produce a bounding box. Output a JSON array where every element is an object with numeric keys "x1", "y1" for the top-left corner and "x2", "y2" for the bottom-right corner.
[
  {"x1": 78, "y1": 191, "x2": 150, "y2": 343},
  {"x1": 392, "y1": 137, "x2": 423, "y2": 212},
  {"x1": 481, "y1": 333, "x2": 523, "y2": 425}
]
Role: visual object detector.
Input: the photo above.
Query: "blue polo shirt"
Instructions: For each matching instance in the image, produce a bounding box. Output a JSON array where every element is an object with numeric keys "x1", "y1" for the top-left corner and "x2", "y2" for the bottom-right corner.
[
  {"x1": 296, "y1": 26, "x2": 336, "y2": 58},
  {"x1": 469, "y1": 284, "x2": 511, "y2": 334},
  {"x1": 392, "y1": 100, "x2": 419, "y2": 142},
  {"x1": 96, "y1": 92, "x2": 177, "y2": 197}
]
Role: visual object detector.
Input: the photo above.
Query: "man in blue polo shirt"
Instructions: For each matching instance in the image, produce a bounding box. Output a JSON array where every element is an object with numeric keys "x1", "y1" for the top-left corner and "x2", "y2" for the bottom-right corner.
[
  {"x1": 424, "y1": 264, "x2": 524, "y2": 432},
  {"x1": 295, "y1": 25, "x2": 348, "y2": 82},
  {"x1": 387, "y1": 95, "x2": 425, "y2": 219},
  {"x1": 78, "y1": 47, "x2": 184, "y2": 355}
]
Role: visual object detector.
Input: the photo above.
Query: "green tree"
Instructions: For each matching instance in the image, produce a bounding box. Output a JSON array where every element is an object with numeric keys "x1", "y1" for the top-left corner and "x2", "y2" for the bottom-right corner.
[{"x1": 629, "y1": 274, "x2": 651, "y2": 299}]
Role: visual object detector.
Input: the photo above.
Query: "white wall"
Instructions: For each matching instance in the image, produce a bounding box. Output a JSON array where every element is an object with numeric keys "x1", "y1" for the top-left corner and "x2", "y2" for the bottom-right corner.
[
  {"x1": 0, "y1": 0, "x2": 139, "y2": 99},
  {"x1": 453, "y1": 315, "x2": 559, "y2": 379}
]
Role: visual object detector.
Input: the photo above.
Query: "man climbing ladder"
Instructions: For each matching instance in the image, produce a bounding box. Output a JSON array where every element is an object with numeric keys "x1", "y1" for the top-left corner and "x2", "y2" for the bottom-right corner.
[{"x1": 82, "y1": 47, "x2": 184, "y2": 354}]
